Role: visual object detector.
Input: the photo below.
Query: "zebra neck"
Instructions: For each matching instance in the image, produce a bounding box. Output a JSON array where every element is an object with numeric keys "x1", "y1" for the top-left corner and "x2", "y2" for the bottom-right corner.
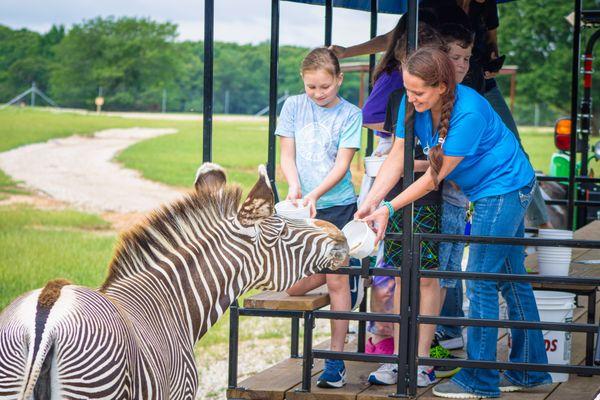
[{"x1": 103, "y1": 217, "x2": 258, "y2": 346}]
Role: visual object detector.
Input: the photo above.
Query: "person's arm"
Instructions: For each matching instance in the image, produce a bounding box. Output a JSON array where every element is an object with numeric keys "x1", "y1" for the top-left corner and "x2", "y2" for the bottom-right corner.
[
  {"x1": 279, "y1": 137, "x2": 302, "y2": 203},
  {"x1": 329, "y1": 30, "x2": 393, "y2": 59},
  {"x1": 364, "y1": 122, "x2": 385, "y2": 131},
  {"x1": 414, "y1": 160, "x2": 429, "y2": 173},
  {"x1": 484, "y1": 28, "x2": 499, "y2": 79},
  {"x1": 355, "y1": 138, "x2": 405, "y2": 218},
  {"x1": 303, "y1": 148, "x2": 356, "y2": 216},
  {"x1": 365, "y1": 155, "x2": 464, "y2": 241}
]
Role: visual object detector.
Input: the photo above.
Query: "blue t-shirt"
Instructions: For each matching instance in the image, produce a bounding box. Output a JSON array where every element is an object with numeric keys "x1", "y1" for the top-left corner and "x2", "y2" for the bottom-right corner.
[
  {"x1": 395, "y1": 85, "x2": 533, "y2": 201},
  {"x1": 276, "y1": 94, "x2": 362, "y2": 209}
]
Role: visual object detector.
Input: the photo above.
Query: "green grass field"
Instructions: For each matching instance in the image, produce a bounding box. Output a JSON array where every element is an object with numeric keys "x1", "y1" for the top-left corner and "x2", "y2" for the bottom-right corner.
[{"x1": 0, "y1": 107, "x2": 560, "y2": 350}]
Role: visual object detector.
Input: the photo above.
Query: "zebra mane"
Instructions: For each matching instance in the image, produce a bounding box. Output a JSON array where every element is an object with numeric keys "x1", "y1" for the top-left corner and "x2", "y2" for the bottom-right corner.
[{"x1": 100, "y1": 184, "x2": 243, "y2": 292}]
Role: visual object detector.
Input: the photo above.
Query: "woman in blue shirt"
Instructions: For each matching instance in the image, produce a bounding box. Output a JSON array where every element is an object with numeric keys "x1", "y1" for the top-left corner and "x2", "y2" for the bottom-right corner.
[{"x1": 356, "y1": 47, "x2": 551, "y2": 398}]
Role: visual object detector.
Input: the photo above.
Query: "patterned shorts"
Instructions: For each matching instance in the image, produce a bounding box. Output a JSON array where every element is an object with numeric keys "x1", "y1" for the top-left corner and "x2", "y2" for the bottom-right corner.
[{"x1": 383, "y1": 204, "x2": 441, "y2": 270}]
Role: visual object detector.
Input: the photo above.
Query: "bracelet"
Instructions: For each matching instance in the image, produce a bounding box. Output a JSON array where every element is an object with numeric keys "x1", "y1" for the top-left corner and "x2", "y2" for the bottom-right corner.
[{"x1": 382, "y1": 201, "x2": 395, "y2": 218}]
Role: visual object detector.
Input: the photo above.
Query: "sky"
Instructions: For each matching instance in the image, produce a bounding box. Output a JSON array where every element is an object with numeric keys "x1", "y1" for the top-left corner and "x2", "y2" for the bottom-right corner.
[{"x1": 0, "y1": 0, "x2": 400, "y2": 48}]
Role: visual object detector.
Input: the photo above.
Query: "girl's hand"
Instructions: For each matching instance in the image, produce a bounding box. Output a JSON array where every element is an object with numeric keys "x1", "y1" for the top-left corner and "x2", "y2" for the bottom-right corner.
[
  {"x1": 303, "y1": 194, "x2": 318, "y2": 218},
  {"x1": 363, "y1": 206, "x2": 390, "y2": 243},
  {"x1": 286, "y1": 186, "x2": 302, "y2": 205}
]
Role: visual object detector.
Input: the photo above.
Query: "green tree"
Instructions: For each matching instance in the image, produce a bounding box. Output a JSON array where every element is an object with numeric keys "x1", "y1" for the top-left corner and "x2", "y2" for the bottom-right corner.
[{"x1": 49, "y1": 17, "x2": 181, "y2": 110}]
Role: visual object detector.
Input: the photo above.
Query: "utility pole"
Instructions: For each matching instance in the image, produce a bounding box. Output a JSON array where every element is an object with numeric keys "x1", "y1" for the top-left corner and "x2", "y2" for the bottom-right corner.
[{"x1": 31, "y1": 82, "x2": 36, "y2": 107}]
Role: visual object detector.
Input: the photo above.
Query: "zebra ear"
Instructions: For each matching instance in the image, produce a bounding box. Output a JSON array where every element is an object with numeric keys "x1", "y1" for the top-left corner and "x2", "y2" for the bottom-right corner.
[
  {"x1": 237, "y1": 165, "x2": 274, "y2": 226},
  {"x1": 194, "y1": 162, "x2": 227, "y2": 192}
]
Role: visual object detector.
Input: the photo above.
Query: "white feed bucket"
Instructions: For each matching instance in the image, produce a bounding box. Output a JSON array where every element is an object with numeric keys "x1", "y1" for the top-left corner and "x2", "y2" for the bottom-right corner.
[
  {"x1": 364, "y1": 156, "x2": 387, "y2": 178},
  {"x1": 507, "y1": 291, "x2": 576, "y2": 382},
  {"x1": 342, "y1": 220, "x2": 376, "y2": 259},
  {"x1": 537, "y1": 229, "x2": 573, "y2": 276},
  {"x1": 274, "y1": 200, "x2": 310, "y2": 219}
]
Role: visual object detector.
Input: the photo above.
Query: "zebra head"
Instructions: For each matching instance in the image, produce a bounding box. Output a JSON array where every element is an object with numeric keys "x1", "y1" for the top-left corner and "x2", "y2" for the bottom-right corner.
[{"x1": 195, "y1": 163, "x2": 349, "y2": 292}]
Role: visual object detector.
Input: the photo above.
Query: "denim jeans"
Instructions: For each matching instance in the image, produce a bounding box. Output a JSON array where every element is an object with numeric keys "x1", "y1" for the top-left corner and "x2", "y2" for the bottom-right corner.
[
  {"x1": 484, "y1": 84, "x2": 549, "y2": 227},
  {"x1": 437, "y1": 201, "x2": 467, "y2": 338},
  {"x1": 437, "y1": 284, "x2": 464, "y2": 338},
  {"x1": 452, "y1": 180, "x2": 551, "y2": 397}
]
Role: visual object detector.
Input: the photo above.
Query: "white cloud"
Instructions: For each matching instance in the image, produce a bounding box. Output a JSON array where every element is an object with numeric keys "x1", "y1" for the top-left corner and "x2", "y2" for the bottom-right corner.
[{"x1": 0, "y1": 0, "x2": 399, "y2": 47}]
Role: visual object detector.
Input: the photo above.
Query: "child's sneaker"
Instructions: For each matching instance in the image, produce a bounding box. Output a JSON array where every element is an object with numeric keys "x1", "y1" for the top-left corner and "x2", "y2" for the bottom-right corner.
[
  {"x1": 430, "y1": 340, "x2": 462, "y2": 378},
  {"x1": 317, "y1": 359, "x2": 347, "y2": 388},
  {"x1": 417, "y1": 366, "x2": 438, "y2": 387},
  {"x1": 368, "y1": 363, "x2": 398, "y2": 385},
  {"x1": 434, "y1": 331, "x2": 465, "y2": 350}
]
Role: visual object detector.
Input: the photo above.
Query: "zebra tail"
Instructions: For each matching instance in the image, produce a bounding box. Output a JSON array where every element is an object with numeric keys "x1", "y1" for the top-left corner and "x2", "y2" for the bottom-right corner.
[{"x1": 20, "y1": 279, "x2": 71, "y2": 400}]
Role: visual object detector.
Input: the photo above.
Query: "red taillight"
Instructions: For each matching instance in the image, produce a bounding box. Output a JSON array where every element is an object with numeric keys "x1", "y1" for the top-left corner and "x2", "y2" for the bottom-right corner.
[{"x1": 554, "y1": 118, "x2": 571, "y2": 151}]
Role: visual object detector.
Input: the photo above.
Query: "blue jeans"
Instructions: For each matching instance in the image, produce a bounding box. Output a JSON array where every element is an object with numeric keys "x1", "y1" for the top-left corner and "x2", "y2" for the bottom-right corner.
[
  {"x1": 484, "y1": 84, "x2": 549, "y2": 227},
  {"x1": 437, "y1": 201, "x2": 467, "y2": 338},
  {"x1": 452, "y1": 180, "x2": 551, "y2": 397}
]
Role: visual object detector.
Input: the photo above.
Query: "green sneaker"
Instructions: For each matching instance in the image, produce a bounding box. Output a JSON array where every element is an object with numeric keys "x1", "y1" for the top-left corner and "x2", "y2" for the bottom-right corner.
[{"x1": 430, "y1": 341, "x2": 462, "y2": 378}]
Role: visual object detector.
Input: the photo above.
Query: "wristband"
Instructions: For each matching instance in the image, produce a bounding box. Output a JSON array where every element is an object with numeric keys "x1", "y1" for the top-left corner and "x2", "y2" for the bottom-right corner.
[{"x1": 382, "y1": 201, "x2": 395, "y2": 218}]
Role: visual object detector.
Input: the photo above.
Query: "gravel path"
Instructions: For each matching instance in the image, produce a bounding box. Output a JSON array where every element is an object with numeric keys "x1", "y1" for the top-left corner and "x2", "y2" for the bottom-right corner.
[{"x1": 0, "y1": 128, "x2": 184, "y2": 213}]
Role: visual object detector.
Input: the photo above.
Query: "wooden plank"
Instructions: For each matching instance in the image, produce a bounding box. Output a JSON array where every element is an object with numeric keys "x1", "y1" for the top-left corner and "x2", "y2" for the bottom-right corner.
[
  {"x1": 227, "y1": 358, "x2": 324, "y2": 400},
  {"x1": 243, "y1": 286, "x2": 330, "y2": 311},
  {"x1": 287, "y1": 361, "x2": 374, "y2": 400}
]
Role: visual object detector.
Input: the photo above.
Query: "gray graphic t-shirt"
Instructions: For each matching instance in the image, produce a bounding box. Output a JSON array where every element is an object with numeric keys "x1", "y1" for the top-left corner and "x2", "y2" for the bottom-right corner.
[{"x1": 276, "y1": 94, "x2": 362, "y2": 209}]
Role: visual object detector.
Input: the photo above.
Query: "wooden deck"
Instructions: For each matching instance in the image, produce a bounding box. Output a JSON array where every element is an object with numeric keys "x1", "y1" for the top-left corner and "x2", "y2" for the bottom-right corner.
[
  {"x1": 228, "y1": 296, "x2": 599, "y2": 399},
  {"x1": 228, "y1": 222, "x2": 600, "y2": 399}
]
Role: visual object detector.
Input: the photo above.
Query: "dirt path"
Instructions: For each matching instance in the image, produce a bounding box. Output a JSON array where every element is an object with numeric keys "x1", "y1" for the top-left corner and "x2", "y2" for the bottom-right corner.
[{"x1": 0, "y1": 128, "x2": 185, "y2": 213}]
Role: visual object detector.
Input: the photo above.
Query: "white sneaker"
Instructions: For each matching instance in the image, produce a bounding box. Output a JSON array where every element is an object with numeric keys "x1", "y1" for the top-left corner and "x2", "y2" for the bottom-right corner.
[
  {"x1": 417, "y1": 366, "x2": 438, "y2": 387},
  {"x1": 368, "y1": 363, "x2": 398, "y2": 385}
]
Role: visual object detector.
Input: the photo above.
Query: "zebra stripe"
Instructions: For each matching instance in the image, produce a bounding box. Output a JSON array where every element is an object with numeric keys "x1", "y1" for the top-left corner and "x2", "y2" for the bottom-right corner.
[{"x1": 0, "y1": 164, "x2": 349, "y2": 399}]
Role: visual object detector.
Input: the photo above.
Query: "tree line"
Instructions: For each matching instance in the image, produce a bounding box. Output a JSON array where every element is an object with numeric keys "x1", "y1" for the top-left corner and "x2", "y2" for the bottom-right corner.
[
  {"x1": 0, "y1": 17, "x2": 361, "y2": 114},
  {"x1": 0, "y1": 1, "x2": 597, "y2": 125}
]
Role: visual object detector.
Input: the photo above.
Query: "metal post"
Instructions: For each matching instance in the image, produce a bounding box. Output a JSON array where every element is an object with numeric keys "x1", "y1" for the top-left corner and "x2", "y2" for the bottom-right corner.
[
  {"x1": 407, "y1": 237, "x2": 422, "y2": 397},
  {"x1": 291, "y1": 317, "x2": 300, "y2": 358},
  {"x1": 585, "y1": 289, "x2": 597, "y2": 368},
  {"x1": 567, "y1": 0, "x2": 582, "y2": 228},
  {"x1": 202, "y1": 0, "x2": 214, "y2": 162},
  {"x1": 325, "y1": 0, "x2": 333, "y2": 46},
  {"x1": 31, "y1": 82, "x2": 36, "y2": 107},
  {"x1": 579, "y1": 29, "x2": 600, "y2": 228},
  {"x1": 300, "y1": 312, "x2": 314, "y2": 392},
  {"x1": 228, "y1": 300, "x2": 240, "y2": 388},
  {"x1": 397, "y1": 0, "x2": 419, "y2": 396},
  {"x1": 267, "y1": 0, "x2": 280, "y2": 199},
  {"x1": 366, "y1": 0, "x2": 377, "y2": 156},
  {"x1": 162, "y1": 89, "x2": 167, "y2": 113}
]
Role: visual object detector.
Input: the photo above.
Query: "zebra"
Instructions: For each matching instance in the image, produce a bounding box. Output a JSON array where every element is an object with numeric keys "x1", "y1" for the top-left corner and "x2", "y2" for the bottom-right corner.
[{"x1": 0, "y1": 163, "x2": 349, "y2": 400}]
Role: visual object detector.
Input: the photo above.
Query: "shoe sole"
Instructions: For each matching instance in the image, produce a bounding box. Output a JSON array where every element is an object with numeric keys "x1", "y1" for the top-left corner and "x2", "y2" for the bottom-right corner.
[
  {"x1": 499, "y1": 385, "x2": 523, "y2": 393},
  {"x1": 439, "y1": 337, "x2": 465, "y2": 350},
  {"x1": 434, "y1": 367, "x2": 461, "y2": 378},
  {"x1": 317, "y1": 379, "x2": 346, "y2": 389},
  {"x1": 432, "y1": 388, "x2": 488, "y2": 399},
  {"x1": 368, "y1": 376, "x2": 396, "y2": 385}
]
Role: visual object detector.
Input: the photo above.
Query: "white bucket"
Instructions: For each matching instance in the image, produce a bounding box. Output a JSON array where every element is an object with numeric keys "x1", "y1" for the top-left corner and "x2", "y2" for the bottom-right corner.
[
  {"x1": 537, "y1": 229, "x2": 573, "y2": 276},
  {"x1": 342, "y1": 220, "x2": 377, "y2": 259},
  {"x1": 274, "y1": 200, "x2": 311, "y2": 219},
  {"x1": 364, "y1": 156, "x2": 387, "y2": 178},
  {"x1": 507, "y1": 291, "x2": 576, "y2": 382}
]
